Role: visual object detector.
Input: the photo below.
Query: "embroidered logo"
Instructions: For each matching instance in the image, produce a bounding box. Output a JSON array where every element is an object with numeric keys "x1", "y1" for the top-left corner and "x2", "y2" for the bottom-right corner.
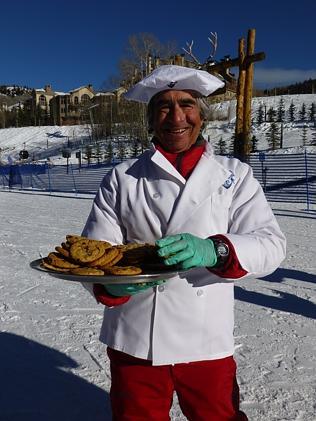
[
  {"x1": 222, "y1": 171, "x2": 235, "y2": 189},
  {"x1": 167, "y1": 81, "x2": 178, "y2": 88}
]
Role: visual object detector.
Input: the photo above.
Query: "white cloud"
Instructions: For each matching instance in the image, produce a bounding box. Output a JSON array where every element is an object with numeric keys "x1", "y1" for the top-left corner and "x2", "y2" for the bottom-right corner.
[{"x1": 254, "y1": 68, "x2": 316, "y2": 88}]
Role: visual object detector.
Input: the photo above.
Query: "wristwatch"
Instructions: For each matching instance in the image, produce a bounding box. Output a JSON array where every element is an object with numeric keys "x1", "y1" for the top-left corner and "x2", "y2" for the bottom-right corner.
[{"x1": 212, "y1": 238, "x2": 230, "y2": 267}]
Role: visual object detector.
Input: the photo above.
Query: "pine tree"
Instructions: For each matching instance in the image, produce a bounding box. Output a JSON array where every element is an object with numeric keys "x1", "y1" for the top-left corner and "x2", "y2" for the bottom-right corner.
[
  {"x1": 301, "y1": 124, "x2": 308, "y2": 146},
  {"x1": 251, "y1": 135, "x2": 259, "y2": 152},
  {"x1": 266, "y1": 122, "x2": 280, "y2": 150},
  {"x1": 309, "y1": 102, "x2": 316, "y2": 122},
  {"x1": 84, "y1": 145, "x2": 93, "y2": 166},
  {"x1": 216, "y1": 137, "x2": 227, "y2": 155},
  {"x1": 95, "y1": 142, "x2": 102, "y2": 164},
  {"x1": 267, "y1": 107, "x2": 276, "y2": 122},
  {"x1": 299, "y1": 103, "x2": 307, "y2": 121},
  {"x1": 118, "y1": 141, "x2": 126, "y2": 161},
  {"x1": 311, "y1": 128, "x2": 316, "y2": 145},
  {"x1": 104, "y1": 141, "x2": 113, "y2": 163},
  {"x1": 277, "y1": 97, "x2": 285, "y2": 122},
  {"x1": 288, "y1": 101, "x2": 296, "y2": 122},
  {"x1": 131, "y1": 139, "x2": 141, "y2": 157},
  {"x1": 256, "y1": 104, "x2": 265, "y2": 125}
]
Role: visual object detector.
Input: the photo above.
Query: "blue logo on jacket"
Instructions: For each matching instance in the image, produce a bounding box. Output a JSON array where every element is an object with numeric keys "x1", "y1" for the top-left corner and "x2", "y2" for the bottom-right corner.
[{"x1": 223, "y1": 172, "x2": 235, "y2": 189}]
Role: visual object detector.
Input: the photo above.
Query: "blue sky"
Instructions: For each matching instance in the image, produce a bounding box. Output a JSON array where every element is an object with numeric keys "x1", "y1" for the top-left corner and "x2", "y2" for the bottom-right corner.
[{"x1": 1, "y1": 0, "x2": 316, "y2": 92}]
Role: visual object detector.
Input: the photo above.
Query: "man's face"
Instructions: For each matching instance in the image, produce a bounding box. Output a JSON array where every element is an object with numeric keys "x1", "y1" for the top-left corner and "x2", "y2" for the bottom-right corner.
[{"x1": 152, "y1": 90, "x2": 203, "y2": 153}]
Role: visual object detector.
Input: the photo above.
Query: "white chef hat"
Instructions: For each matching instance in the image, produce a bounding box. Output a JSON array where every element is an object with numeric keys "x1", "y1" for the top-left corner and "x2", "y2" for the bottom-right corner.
[{"x1": 124, "y1": 64, "x2": 225, "y2": 104}]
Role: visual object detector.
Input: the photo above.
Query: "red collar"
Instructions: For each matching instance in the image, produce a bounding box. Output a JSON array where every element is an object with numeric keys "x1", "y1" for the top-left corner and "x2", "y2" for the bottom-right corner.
[{"x1": 155, "y1": 142, "x2": 205, "y2": 179}]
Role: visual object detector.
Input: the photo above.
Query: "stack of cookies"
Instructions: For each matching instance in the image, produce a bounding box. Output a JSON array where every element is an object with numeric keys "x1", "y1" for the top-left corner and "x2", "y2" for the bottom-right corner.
[{"x1": 41, "y1": 235, "x2": 162, "y2": 276}]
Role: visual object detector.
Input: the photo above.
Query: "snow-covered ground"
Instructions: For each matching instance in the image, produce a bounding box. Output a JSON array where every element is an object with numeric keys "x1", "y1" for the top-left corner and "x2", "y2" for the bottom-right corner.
[{"x1": 1, "y1": 190, "x2": 315, "y2": 421}]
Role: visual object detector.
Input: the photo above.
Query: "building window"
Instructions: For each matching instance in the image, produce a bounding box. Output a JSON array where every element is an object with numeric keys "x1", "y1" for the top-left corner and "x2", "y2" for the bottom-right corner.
[
  {"x1": 74, "y1": 96, "x2": 79, "y2": 105},
  {"x1": 81, "y1": 94, "x2": 90, "y2": 105},
  {"x1": 39, "y1": 95, "x2": 46, "y2": 106}
]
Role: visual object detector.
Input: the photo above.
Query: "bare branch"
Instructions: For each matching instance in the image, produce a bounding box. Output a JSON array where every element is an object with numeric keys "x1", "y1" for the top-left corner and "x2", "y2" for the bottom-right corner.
[
  {"x1": 207, "y1": 32, "x2": 218, "y2": 61},
  {"x1": 182, "y1": 40, "x2": 200, "y2": 65}
]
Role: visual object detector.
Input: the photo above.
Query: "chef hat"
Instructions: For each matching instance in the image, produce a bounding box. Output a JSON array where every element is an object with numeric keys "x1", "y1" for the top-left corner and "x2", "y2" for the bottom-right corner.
[{"x1": 124, "y1": 64, "x2": 225, "y2": 104}]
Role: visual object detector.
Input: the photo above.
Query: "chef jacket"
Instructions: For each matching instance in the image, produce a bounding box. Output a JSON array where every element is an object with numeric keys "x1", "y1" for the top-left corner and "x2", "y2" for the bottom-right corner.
[{"x1": 82, "y1": 142, "x2": 286, "y2": 365}]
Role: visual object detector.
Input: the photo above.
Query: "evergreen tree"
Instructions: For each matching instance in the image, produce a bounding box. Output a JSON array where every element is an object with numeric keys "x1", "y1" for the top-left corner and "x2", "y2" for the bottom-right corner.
[
  {"x1": 311, "y1": 128, "x2": 316, "y2": 145},
  {"x1": 277, "y1": 97, "x2": 285, "y2": 122},
  {"x1": 266, "y1": 122, "x2": 280, "y2": 150},
  {"x1": 309, "y1": 102, "x2": 316, "y2": 122},
  {"x1": 118, "y1": 140, "x2": 126, "y2": 161},
  {"x1": 95, "y1": 142, "x2": 102, "y2": 164},
  {"x1": 251, "y1": 135, "x2": 259, "y2": 152},
  {"x1": 299, "y1": 103, "x2": 307, "y2": 121},
  {"x1": 84, "y1": 145, "x2": 93, "y2": 166},
  {"x1": 267, "y1": 107, "x2": 276, "y2": 122},
  {"x1": 216, "y1": 137, "x2": 227, "y2": 155},
  {"x1": 104, "y1": 141, "x2": 113, "y2": 163},
  {"x1": 288, "y1": 101, "x2": 296, "y2": 122},
  {"x1": 256, "y1": 104, "x2": 265, "y2": 125},
  {"x1": 301, "y1": 124, "x2": 308, "y2": 146},
  {"x1": 131, "y1": 139, "x2": 141, "y2": 157}
]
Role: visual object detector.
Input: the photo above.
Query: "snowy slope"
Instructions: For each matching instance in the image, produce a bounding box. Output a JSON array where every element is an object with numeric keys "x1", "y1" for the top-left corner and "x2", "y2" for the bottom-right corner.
[{"x1": 0, "y1": 94, "x2": 315, "y2": 165}]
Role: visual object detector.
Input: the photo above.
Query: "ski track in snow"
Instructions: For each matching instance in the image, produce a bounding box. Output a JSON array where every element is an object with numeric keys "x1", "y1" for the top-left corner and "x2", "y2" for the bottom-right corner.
[{"x1": 1, "y1": 191, "x2": 315, "y2": 421}]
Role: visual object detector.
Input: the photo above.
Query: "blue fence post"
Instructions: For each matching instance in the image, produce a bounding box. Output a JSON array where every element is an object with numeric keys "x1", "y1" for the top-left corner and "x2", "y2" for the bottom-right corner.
[
  {"x1": 47, "y1": 163, "x2": 52, "y2": 194},
  {"x1": 70, "y1": 163, "x2": 77, "y2": 195},
  {"x1": 304, "y1": 149, "x2": 310, "y2": 211}
]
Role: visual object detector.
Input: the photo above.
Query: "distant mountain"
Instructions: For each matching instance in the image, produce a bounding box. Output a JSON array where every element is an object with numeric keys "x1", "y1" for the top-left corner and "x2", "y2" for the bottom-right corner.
[{"x1": 260, "y1": 79, "x2": 316, "y2": 97}]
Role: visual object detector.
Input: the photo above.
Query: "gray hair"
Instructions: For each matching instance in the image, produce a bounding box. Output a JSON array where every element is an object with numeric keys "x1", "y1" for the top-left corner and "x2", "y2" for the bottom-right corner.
[{"x1": 147, "y1": 92, "x2": 212, "y2": 133}]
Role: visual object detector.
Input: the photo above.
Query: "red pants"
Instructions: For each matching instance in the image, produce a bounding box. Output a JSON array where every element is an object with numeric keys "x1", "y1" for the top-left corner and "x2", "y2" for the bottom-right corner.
[{"x1": 107, "y1": 348, "x2": 248, "y2": 421}]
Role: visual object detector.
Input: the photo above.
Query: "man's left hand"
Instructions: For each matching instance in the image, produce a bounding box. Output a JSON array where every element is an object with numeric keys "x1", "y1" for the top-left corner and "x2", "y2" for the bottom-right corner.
[{"x1": 156, "y1": 233, "x2": 217, "y2": 270}]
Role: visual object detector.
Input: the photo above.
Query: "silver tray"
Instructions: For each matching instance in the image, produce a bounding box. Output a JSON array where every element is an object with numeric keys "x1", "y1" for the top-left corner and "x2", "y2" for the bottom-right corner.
[{"x1": 30, "y1": 258, "x2": 187, "y2": 285}]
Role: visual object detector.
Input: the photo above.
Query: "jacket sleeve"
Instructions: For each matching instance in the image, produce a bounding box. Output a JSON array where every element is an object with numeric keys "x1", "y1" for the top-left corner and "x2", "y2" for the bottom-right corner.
[{"x1": 219, "y1": 162, "x2": 286, "y2": 279}]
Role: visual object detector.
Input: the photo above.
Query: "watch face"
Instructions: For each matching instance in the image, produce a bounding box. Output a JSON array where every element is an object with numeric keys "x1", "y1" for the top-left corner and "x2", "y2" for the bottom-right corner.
[{"x1": 217, "y1": 243, "x2": 229, "y2": 257}]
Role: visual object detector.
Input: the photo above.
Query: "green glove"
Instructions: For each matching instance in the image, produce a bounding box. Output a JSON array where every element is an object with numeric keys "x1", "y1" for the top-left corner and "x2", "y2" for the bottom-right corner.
[
  {"x1": 156, "y1": 233, "x2": 217, "y2": 270},
  {"x1": 105, "y1": 280, "x2": 165, "y2": 297}
]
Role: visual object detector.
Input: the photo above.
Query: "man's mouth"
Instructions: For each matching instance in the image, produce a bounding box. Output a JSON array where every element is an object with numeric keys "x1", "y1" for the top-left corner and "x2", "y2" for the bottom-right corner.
[{"x1": 165, "y1": 128, "x2": 187, "y2": 134}]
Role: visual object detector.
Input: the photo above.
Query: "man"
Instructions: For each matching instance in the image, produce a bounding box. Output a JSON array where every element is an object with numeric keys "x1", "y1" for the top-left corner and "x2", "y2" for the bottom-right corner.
[{"x1": 82, "y1": 65, "x2": 286, "y2": 420}]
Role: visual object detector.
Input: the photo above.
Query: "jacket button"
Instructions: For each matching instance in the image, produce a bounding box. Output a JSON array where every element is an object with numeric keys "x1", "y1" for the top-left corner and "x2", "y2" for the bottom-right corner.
[
  {"x1": 153, "y1": 193, "x2": 160, "y2": 199},
  {"x1": 158, "y1": 285, "x2": 165, "y2": 292},
  {"x1": 197, "y1": 289, "x2": 204, "y2": 296}
]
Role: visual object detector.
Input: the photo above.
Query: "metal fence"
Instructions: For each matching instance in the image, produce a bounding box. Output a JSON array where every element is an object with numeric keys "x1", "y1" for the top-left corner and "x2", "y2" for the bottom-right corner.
[
  {"x1": 1, "y1": 152, "x2": 315, "y2": 207},
  {"x1": 248, "y1": 152, "x2": 315, "y2": 208}
]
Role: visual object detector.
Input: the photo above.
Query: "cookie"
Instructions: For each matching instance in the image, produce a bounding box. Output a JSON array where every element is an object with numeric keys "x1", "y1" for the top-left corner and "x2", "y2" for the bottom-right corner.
[
  {"x1": 66, "y1": 234, "x2": 86, "y2": 245},
  {"x1": 55, "y1": 246, "x2": 70, "y2": 258},
  {"x1": 88, "y1": 247, "x2": 120, "y2": 267},
  {"x1": 70, "y1": 267, "x2": 104, "y2": 276},
  {"x1": 41, "y1": 258, "x2": 71, "y2": 272},
  {"x1": 70, "y1": 239, "x2": 108, "y2": 263},
  {"x1": 47, "y1": 252, "x2": 80, "y2": 269}
]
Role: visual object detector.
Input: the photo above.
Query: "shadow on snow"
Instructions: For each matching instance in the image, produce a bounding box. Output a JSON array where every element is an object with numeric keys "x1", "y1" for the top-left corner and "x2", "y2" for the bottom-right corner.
[
  {"x1": 235, "y1": 268, "x2": 316, "y2": 319},
  {"x1": 0, "y1": 332, "x2": 111, "y2": 421}
]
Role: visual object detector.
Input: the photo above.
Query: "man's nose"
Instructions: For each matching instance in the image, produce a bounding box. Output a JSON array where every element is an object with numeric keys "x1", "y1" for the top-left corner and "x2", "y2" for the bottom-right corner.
[{"x1": 168, "y1": 104, "x2": 185, "y2": 122}]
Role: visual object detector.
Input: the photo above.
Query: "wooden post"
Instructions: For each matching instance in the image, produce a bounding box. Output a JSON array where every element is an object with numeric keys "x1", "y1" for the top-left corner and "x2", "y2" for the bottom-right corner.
[
  {"x1": 202, "y1": 28, "x2": 265, "y2": 161},
  {"x1": 234, "y1": 38, "x2": 246, "y2": 159},
  {"x1": 243, "y1": 29, "x2": 256, "y2": 160}
]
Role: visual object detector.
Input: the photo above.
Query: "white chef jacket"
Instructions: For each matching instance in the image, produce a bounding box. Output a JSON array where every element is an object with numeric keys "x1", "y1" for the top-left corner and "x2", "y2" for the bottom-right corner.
[{"x1": 82, "y1": 143, "x2": 286, "y2": 365}]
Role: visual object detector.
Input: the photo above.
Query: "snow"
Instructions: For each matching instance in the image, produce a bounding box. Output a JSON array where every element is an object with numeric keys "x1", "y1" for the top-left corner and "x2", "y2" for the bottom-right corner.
[
  {"x1": 1, "y1": 191, "x2": 315, "y2": 420},
  {"x1": 0, "y1": 93, "x2": 316, "y2": 420}
]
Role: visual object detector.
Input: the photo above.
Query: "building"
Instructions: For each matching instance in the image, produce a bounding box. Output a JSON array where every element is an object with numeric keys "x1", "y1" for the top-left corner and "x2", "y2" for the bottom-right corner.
[{"x1": 31, "y1": 84, "x2": 96, "y2": 125}]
